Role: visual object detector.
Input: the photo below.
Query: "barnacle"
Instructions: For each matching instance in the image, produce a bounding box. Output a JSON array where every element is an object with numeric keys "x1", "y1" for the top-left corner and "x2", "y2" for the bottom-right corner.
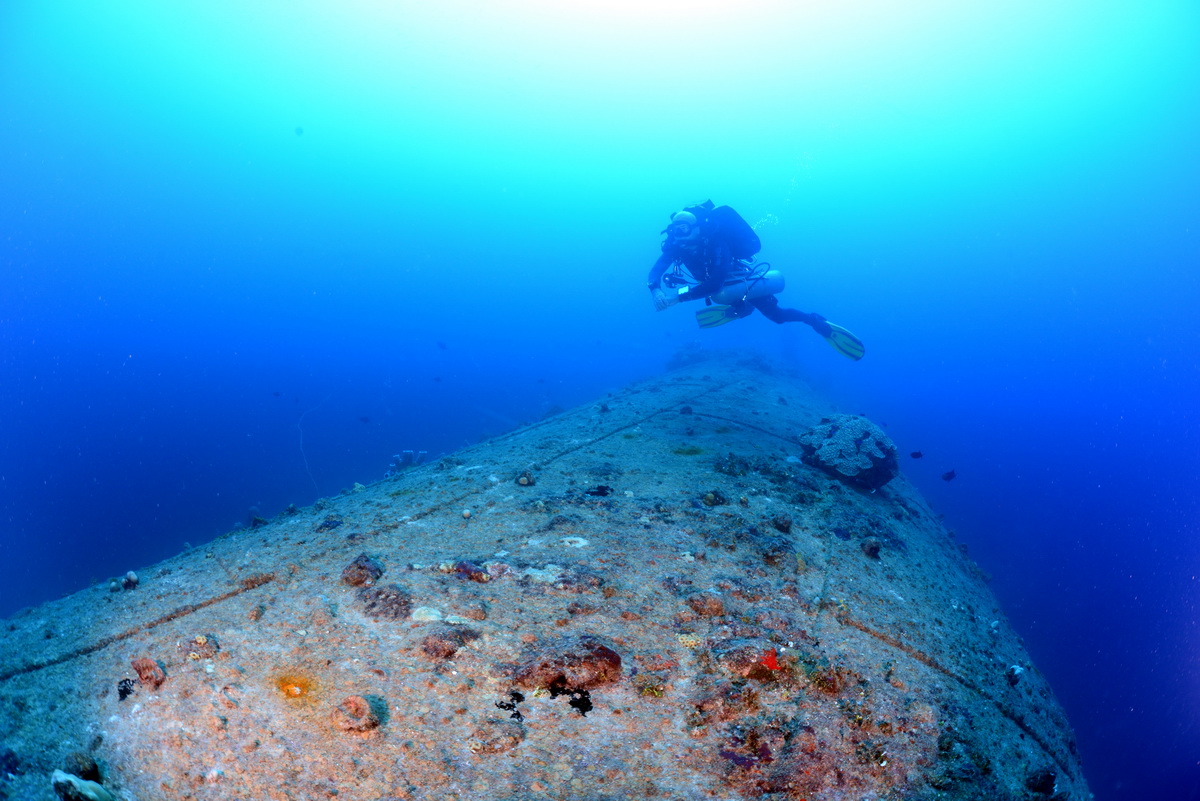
[{"x1": 332, "y1": 695, "x2": 381, "y2": 733}]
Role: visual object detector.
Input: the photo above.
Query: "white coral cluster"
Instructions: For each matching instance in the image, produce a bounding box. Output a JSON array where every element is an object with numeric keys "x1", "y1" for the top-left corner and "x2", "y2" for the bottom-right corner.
[{"x1": 797, "y1": 414, "x2": 898, "y2": 489}]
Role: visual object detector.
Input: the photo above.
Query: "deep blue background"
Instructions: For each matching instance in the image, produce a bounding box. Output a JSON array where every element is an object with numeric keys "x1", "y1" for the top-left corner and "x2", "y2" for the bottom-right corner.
[{"x1": 2, "y1": 2, "x2": 1198, "y2": 798}]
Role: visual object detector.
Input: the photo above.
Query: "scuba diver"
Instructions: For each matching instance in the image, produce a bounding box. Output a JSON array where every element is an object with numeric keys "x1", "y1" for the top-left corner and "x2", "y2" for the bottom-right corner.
[{"x1": 647, "y1": 200, "x2": 865, "y2": 360}]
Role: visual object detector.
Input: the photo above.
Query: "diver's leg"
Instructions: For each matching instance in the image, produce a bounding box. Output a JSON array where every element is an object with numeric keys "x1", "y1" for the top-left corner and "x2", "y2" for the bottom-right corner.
[
  {"x1": 750, "y1": 296, "x2": 832, "y2": 334},
  {"x1": 725, "y1": 300, "x2": 756, "y2": 319}
]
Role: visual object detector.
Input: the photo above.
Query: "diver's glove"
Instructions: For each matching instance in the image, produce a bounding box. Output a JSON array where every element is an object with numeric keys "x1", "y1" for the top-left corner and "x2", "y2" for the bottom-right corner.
[{"x1": 651, "y1": 287, "x2": 682, "y2": 311}]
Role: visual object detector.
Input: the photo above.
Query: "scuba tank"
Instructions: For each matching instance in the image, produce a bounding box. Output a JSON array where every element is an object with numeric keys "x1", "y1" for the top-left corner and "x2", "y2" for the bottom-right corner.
[{"x1": 710, "y1": 261, "x2": 785, "y2": 304}]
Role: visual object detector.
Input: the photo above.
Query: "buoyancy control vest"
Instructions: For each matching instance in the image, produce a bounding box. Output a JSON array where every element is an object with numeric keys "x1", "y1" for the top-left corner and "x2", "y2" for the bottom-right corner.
[{"x1": 679, "y1": 200, "x2": 761, "y2": 261}]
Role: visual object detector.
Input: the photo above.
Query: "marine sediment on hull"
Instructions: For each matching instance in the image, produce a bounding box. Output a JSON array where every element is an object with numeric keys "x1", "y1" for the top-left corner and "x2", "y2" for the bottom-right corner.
[{"x1": 0, "y1": 351, "x2": 1089, "y2": 800}]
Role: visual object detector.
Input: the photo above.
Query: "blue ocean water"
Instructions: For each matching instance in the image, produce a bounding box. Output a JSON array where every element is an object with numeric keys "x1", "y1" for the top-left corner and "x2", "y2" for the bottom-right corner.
[{"x1": 1, "y1": 1, "x2": 1197, "y2": 798}]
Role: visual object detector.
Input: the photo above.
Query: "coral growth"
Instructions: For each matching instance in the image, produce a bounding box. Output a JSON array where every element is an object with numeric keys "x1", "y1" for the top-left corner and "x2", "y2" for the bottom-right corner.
[
  {"x1": 687, "y1": 592, "x2": 726, "y2": 617},
  {"x1": 690, "y1": 681, "x2": 761, "y2": 726},
  {"x1": 797, "y1": 414, "x2": 899, "y2": 490},
  {"x1": 357, "y1": 584, "x2": 413, "y2": 620},
  {"x1": 50, "y1": 770, "x2": 115, "y2": 801},
  {"x1": 341, "y1": 553, "x2": 384, "y2": 587},
  {"x1": 130, "y1": 657, "x2": 165, "y2": 689},
  {"x1": 710, "y1": 639, "x2": 785, "y2": 682},
  {"x1": 314, "y1": 515, "x2": 344, "y2": 532},
  {"x1": 178, "y1": 634, "x2": 219, "y2": 661},
  {"x1": 468, "y1": 719, "x2": 525, "y2": 754},
  {"x1": 513, "y1": 634, "x2": 622, "y2": 691},
  {"x1": 443, "y1": 560, "x2": 490, "y2": 583},
  {"x1": 420, "y1": 625, "x2": 480, "y2": 660}
]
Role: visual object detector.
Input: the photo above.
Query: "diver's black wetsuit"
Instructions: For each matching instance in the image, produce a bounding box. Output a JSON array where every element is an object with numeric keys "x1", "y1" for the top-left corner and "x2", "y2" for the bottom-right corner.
[{"x1": 647, "y1": 224, "x2": 825, "y2": 327}]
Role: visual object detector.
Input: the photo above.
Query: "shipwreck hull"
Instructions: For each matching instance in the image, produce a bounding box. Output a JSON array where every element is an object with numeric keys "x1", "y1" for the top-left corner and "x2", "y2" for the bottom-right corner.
[{"x1": 0, "y1": 353, "x2": 1088, "y2": 800}]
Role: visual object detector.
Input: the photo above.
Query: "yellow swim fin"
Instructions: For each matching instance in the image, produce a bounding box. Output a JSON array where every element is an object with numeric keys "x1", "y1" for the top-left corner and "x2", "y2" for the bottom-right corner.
[
  {"x1": 823, "y1": 322, "x2": 865, "y2": 360},
  {"x1": 695, "y1": 305, "x2": 738, "y2": 329}
]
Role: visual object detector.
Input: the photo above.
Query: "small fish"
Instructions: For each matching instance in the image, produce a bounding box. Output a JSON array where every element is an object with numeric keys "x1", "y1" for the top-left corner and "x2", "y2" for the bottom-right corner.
[
  {"x1": 941, "y1": 470, "x2": 957, "y2": 482},
  {"x1": 761, "y1": 648, "x2": 782, "y2": 671},
  {"x1": 436, "y1": 341, "x2": 447, "y2": 350},
  {"x1": 910, "y1": 451, "x2": 923, "y2": 459}
]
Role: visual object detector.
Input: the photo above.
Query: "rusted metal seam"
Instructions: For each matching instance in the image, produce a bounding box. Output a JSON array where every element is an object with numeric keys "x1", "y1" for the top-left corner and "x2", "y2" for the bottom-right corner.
[
  {"x1": 689, "y1": 411, "x2": 803, "y2": 445},
  {"x1": 379, "y1": 381, "x2": 724, "y2": 521},
  {"x1": 537, "y1": 383, "x2": 729, "y2": 467},
  {"x1": 827, "y1": 607, "x2": 1075, "y2": 777},
  {"x1": 390, "y1": 387, "x2": 728, "y2": 523},
  {"x1": 0, "y1": 574, "x2": 275, "y2": 683}
]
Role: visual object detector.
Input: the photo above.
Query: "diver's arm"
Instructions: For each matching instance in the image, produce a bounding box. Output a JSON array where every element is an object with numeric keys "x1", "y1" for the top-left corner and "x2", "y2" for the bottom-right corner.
[
  {"x1": 647, "y1": 252, "x2": 672, "y2": 290},
  {"x1": 648, "y1": 253, "x2": 686, "y2": 311}
]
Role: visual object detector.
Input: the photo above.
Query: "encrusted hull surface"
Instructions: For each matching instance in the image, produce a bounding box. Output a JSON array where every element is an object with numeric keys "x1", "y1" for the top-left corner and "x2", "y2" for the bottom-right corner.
[{"x1": 0, "y1": 354, "x2": 1089, "y2": 801}]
